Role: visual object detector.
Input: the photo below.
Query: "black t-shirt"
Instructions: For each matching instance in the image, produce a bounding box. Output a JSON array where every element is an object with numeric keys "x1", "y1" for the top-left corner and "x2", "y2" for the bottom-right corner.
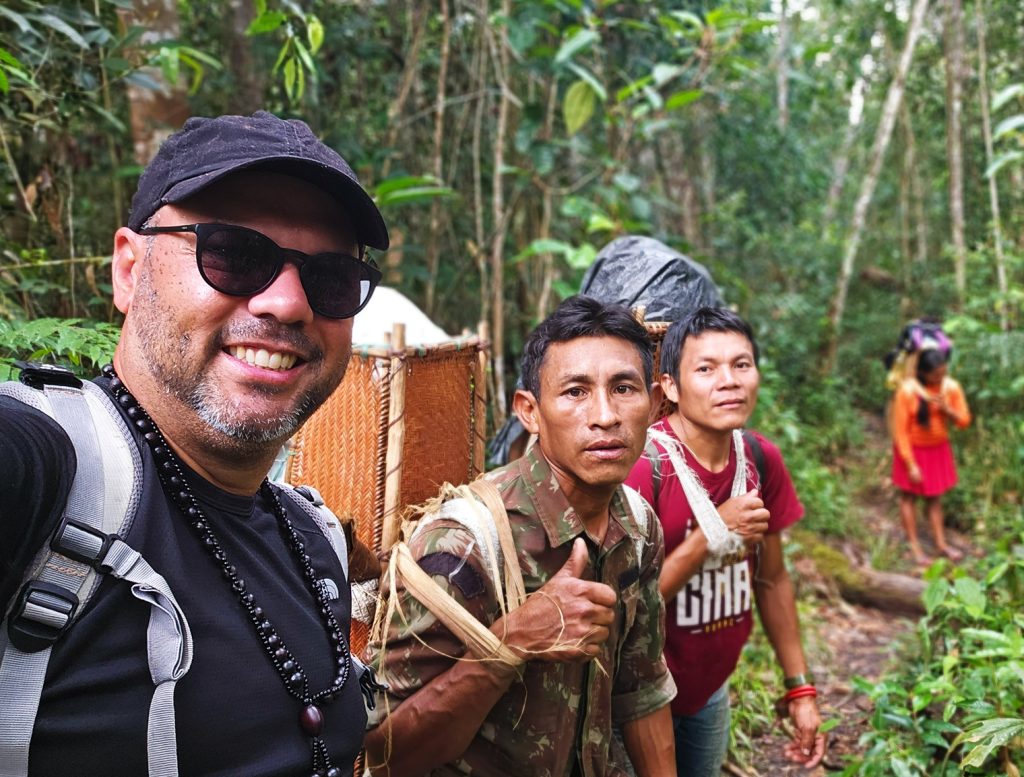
[{"x1": 0, "y1": 379, "x2": 366, "y2": 776}]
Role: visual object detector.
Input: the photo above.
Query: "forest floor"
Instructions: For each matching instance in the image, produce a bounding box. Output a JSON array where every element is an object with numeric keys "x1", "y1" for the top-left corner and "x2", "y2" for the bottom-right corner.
[{"x1": 732, "y1": 413, "x2": 978, "y2": 776}]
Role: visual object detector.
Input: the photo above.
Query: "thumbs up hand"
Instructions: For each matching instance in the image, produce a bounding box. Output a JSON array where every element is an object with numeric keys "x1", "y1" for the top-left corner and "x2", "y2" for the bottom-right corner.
[
  {"x1": 495, "y1": 537, "x2": 617, "y2": 663},
  {"x1": 717, "y1": 489, "x2": 770, "y2": 548}
]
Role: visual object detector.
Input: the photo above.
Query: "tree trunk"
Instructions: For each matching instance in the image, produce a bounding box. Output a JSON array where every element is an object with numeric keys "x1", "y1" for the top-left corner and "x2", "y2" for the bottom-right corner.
[
  {"x1": 976, "y1": 0, "x2": 1010, "y2": 333},
  {"x1": 839, "y1": 566, "x2": 926, "y2": 616},
  {"x1": 381, "y1": 2, "x2": 430, "y2": 179},
  {"x1": 535, "y1": 78, "x2": 559, "y2": 322},
  {"x1": 824, "y1": 0, "x2": 930, "y2": 373},
  {"x1": 697, "y1": 104, "x2": 716, "y2": 245},
  {"x1": 776, "y1": 0, "x2": 790, "y2": 131},
  {"x1": 822, "y1": 77, "x2": 865, "y2": 232},
  {"x1": 123, "y1": 0, "x2": 191, "y2": 165},
  {"x1": 425, "y1": 0, "x2": 451, "y2": 317},
  {"x1": 899, "y1": 138, "x2": 913, "y2": 307},
  {"x1": 944, "y1": 0, "x2": 968, "y2": 306},
  {"x1": 470, "y1": 1, "x2": 488, "y2": 326},
  {"x1": 489, "y1": 0, "x2": 513, "y2": 425},
  {"x1": 900, "y1": 101, "x2": 930, "y2": 265},
  {"x1": 797, "y1": 532, "x2": 926, "y2": 617},
  {"x1": 225, "y1": 0, "x2": 264, "y2": 114}
]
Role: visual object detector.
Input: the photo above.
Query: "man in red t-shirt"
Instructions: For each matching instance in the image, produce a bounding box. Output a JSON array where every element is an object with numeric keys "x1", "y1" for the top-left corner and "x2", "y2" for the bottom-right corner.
[{"x1": 625, "y1": 307, "x2": 826, "y2": 775}]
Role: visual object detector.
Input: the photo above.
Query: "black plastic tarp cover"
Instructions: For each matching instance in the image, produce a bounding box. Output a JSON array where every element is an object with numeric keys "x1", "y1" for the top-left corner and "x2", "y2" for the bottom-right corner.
[
  {"x1": 579, "y1": 235, "x2": 722, "y2": 320},
  {"x1": 488, "y1": 235, "x2": 722, "y2": 466}
]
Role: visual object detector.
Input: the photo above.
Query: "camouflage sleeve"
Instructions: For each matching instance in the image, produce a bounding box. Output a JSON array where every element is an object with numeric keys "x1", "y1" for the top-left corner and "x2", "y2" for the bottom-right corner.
[
  {"x1": 610, "y1": 501, "x2": 677, "y2": 724},
  {"x1": 363, "y1": 512, "x2": 503, "y2": 727}
]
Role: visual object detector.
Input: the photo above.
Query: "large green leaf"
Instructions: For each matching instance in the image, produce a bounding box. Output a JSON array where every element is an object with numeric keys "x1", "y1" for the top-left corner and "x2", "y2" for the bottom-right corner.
[
  {"x1": 666, "y1": 89, "x2": 703, "y2": 111},
  {"x1": 512, "y1": 239, "x2": 575, "y2": 263},
  {"x1": 375, "y1": 186, "x2": 456, "y2": 208},
  {"x1": 666, "y1": 11, "x2": 704, "y2": 35},
  {"x1": 953, "y1": 577, "x2": 986, "y2": 614},
  {"x1": 246, "y1": 10, "x2": 287, "y2": 35},
  {"x1": 992, "y1": 84, "x2": 1024, "y2": 112},
  {"x1": 994, "y1": 114, "x2": 1024, "y2": 140},
  {"x1": 555, "y1": 29, "x2": 600, "y2": 65},
  {"x1": 567, "y1": 63, "x2": 607, "y2": 101},
  {"x1": 953, "y1": 717, "x2": 1024, "y2": 769},
  {"x1": 0, "y1": 48, "x2": 26, "y2": 70},
  {"x1": 0, "y1": 6, "x2": 32, "y2": 34},
  {"x1": 923, "y1": 577, "x2": 948, "y2": 614},
  {"x1": 652, "y1": 63, "x2": 684, "y2": 86},
  {"x1": 307, "y1": 15, "x2": 324, "y2": 54},
  {"x1": 27, "y1": 13, "x2": 89, "y2": 48},
  {"x1": 375, "y1": 176, "x2": 443, "y2": 198},
  {"x1": 293, "y1": 39, "x2": 316, "y2": 74},
  {"x1": 563, "y1": 79, "x2": 596, "y2": 136}
]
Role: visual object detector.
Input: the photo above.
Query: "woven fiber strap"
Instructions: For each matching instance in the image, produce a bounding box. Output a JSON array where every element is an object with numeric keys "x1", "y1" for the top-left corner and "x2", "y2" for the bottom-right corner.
[
  {"x1": 390, "y1": 544, "x2": 523, "y2": 668},
  {"x1": 467, "y1": 479, "x2": 525, "y2": 612},
  {"x1": 375, "y1": 477, "x2": 527, "y2": 673},
  {"x1": 646, "y1": 427, "x2": 748, "y2": 560}
]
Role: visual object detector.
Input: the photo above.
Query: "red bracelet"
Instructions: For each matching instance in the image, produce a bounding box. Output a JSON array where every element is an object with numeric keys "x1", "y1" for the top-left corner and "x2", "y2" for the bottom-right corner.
[{"x1": 783, "y1": 685, "x2": 818, "y2": 703}]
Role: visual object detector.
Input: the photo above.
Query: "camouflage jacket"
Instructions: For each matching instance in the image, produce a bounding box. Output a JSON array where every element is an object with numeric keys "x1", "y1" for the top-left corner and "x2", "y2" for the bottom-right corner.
[{"x1": 366, "y1": 446, "x2": 676, "y2": 777}]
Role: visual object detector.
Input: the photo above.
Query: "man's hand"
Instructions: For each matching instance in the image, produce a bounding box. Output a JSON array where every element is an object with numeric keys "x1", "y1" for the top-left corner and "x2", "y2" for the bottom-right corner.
[
  {"x1": 718, "y1": 489, "x2": 770, "y2": 548},
  {"x1": 497, "y1": 537, "x2": 617, "y2": 662},
  {"x1": 783, "y1": 696, "x2": 826, "y2": 769}
]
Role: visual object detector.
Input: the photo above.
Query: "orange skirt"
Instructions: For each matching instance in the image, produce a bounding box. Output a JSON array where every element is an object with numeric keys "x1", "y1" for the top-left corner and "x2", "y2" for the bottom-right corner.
[{"x1": 892, "y1": 441, "x2": 958, "y2": 497}]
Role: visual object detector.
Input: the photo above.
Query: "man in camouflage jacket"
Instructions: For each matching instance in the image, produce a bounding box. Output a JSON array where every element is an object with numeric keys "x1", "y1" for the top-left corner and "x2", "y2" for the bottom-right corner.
[{"x1": 364, "y1": 296, "x2": 676, "y2": 777}]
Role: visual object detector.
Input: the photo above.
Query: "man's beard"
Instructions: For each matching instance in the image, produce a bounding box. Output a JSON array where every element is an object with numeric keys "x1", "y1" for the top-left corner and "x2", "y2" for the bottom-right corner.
[
  {"x1": 186, "y1": 372, "x2": 327, "y2": 445},
  {"x1": 130, "y1": 271, "x2": 344, "y2": 450}
]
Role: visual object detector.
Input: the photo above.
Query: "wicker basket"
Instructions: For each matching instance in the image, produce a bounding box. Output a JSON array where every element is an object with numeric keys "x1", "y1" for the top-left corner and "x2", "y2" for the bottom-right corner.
[{"x1": 286, "y1": 331, "x2": 488, "y2": 653}]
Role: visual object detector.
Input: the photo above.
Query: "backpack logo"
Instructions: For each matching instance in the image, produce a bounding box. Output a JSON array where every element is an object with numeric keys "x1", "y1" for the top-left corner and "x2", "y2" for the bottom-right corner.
[{"x1": 316, "y1": 578, "x2": 339, "y2": 601}]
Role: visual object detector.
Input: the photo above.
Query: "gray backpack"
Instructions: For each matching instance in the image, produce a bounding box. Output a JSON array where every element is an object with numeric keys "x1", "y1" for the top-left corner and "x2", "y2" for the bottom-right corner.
[{"x1": 0, "y1": 363, "x2": 351, "y2": 777}]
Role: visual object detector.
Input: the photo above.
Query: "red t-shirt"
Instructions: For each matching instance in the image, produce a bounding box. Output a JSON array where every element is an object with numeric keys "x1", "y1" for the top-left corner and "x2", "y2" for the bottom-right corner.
[{"x1": 625, "y1": 418, "x2": 804, "y2": 716}]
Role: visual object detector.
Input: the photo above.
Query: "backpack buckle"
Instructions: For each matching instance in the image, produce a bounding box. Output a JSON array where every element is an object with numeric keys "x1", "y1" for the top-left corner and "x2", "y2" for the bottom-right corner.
[
  {"x1": 7, "y1": 581, "x2": 79, "y2": 652},
  {"x1": 51, "y1": 516, "x2": 118, "y2": 572},
  {"x1": 294, "y1": 484, "x2": 326, "y2": 507},
  {"x1": 14, "y1": 361, "x2": 83, "y2": 390}
]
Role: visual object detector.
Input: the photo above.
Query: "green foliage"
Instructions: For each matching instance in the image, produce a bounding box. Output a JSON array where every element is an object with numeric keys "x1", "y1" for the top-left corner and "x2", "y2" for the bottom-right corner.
[
  {"x1": 989, "y1": 82, "x2": 1024, "y2": 178},
  {"x1": 848, "y1": 546, "x2": 1024, "y2": 774},
  {"x1": 246, "y1": 0, "x2": 324, "y2": 103},
  {"x1": 373, "y1": 176, "x2": 456, "y2": 209},
  {"x1": 728, "y1": 630, "x2": 778, "y2": 772},
  {"x1": 0, "y1": 317, "x2": 119, "y2": 379}
]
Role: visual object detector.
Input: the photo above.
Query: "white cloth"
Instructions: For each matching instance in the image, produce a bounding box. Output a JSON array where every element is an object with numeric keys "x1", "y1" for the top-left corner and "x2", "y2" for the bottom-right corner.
[
  {"x1": 646, "y1": 427, "x2": 749, "y2": 560},
  {"x1": 352, "y1": 287, "x2": 451, "y2": 346}
]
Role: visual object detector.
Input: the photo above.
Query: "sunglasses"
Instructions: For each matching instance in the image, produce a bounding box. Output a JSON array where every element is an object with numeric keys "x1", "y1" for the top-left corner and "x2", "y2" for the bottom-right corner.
[{"x1": 137, "y1": 222, "x2": 382, "y2": 319}]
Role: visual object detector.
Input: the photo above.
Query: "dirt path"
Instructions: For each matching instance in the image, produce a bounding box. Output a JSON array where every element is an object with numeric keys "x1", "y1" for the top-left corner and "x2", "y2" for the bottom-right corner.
[
  {"x1": 731, "y1": 413, "x2": 955, "y2": 775},
  {"x1": 735, "y1": 600, "x2": 914, "y2": 775}
]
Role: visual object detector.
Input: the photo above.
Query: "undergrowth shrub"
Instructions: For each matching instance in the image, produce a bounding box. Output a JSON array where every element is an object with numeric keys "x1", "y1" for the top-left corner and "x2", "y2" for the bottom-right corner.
[
  {"x1": 0, "y1": 317, "x2": 120, "y2": 379},
  {"x1": 844, "y1": 540, "x2": 1024, "y2": 775}
]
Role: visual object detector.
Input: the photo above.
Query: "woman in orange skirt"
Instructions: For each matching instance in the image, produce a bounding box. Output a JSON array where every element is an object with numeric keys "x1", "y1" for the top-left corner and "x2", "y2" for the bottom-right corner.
[{"x1": 891, "y1": 348, "x2": 971, "y2": 564}]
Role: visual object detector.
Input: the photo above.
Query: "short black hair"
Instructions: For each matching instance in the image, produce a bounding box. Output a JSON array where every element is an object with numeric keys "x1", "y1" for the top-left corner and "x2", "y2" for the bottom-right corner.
[
  {"x1": 520, "y1": 295, "x2": 654, "y2": 397},
  {"x1": 660, "y1": 307, "x2": 759, "y2": 379}
]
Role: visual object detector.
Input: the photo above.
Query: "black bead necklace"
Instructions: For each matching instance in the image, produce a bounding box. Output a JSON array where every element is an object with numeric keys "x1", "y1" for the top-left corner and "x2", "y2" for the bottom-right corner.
[{"x1": 102, "y1": 365, "x2": 350, "y2": 777}]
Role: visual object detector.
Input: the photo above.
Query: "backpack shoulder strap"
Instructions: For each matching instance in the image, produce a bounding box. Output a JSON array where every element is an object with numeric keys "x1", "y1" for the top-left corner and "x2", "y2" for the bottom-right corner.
[
  {"x1": 621, "y1": 485, "x2": 651, "y2": 565},
  {"x1": 643, "y1": 437, "x2": 663, "y2": 506},
  {"x1": 741, "y1": 429, "x2": 768, "y2": 489},
  {"x1": 275, "y1": 484, "x2": 350, "y2": 579},
  {"x1": 0, "y1": 368, "x2": 192, "y2": 777}
]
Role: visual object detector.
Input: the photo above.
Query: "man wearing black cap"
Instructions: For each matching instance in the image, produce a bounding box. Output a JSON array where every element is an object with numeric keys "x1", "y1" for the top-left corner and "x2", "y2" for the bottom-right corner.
[{"x1": 0, "y1": 112, "x2": 388, "y2": 777}]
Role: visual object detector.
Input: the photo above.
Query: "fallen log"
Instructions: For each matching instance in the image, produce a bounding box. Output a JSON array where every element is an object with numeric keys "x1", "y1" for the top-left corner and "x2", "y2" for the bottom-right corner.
[{"x1": 791, "y1": 530, "x2": 926, "y2": 617}]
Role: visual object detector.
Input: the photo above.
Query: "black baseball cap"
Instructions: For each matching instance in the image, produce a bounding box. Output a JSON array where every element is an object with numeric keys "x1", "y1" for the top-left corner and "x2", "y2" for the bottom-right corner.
[{"x1": 127, "y1": 111, "x2": 389, "y2": 250}]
